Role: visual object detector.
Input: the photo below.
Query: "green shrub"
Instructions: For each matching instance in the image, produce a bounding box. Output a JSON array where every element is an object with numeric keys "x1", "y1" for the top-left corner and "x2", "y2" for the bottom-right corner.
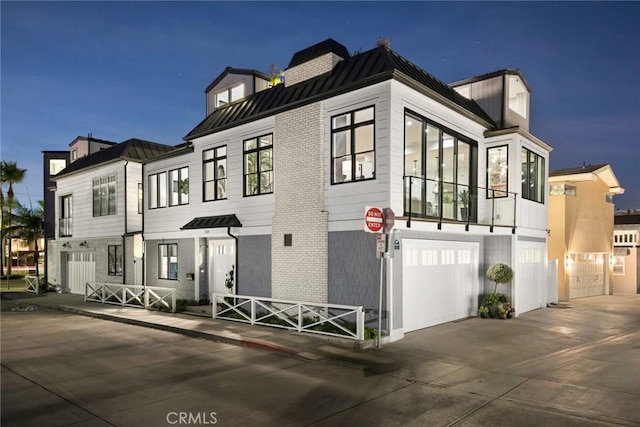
[{"x1": 486, "y1": 263, "x2": 514, "y2": 293}]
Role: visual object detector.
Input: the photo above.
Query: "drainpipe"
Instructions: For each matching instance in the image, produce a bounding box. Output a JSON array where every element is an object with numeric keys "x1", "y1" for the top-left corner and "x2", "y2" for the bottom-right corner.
[
  {"x1": 123, "y1": 160, "x2": 128, "y2": 284},
  {"x1": 227, "y1": 227, "x2": 238, "y2": 292}
]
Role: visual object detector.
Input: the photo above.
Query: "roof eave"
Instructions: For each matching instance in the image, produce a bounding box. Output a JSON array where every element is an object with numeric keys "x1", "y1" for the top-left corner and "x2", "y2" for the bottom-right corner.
[
  {"x1": 141, "y1": 143, "x2": 194, "y2": 164},
  {"x1": 485, "y1": 126, "x2": 553, "y2": 152}
]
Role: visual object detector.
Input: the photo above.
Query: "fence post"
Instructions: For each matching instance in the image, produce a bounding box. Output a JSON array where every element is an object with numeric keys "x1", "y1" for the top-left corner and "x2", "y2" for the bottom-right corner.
[
  {"x1": 357, "y1": 307, "x2": 365, "y2": 340},
  {"x1": 122, "y1": 286, "x2": 126, "y2": 308},
  {"x1": 212, "y1": 293, "x2": 216, "y2": 319},
  {"x1": 171, "y1": 290, "x2": 176, "y2": 313},
  {"x1": 144, "y1": 289, "x2": 149, "y2": 309},
  {"x1": 298, "y1": 303, "x2": 303, "y2": 332}
]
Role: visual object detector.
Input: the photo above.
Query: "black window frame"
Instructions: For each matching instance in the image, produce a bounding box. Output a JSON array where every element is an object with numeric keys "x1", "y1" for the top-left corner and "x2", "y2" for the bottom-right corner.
[
  {"x1": 203, "y1": 146, "x2": 228, "y2": 202},
  {"x1": 148, "y1": 172, "x2": 167, "y2": 209},
  {"x1": 168, "y1": 166, "x2": 189, "y2": 207},
  {"x1": 59, "y1": 194, "x2": 73, "y2": 237},
  {"x1": 521, "y1": 148, "x2": 545, "y2": 204},
  {"x1": 243, "y1": 133, "x2": 273, "y2": 197},
  {"x1": 331, "y1": 105, "x2": 376, "y2": 185},
  {"x1": 486, "y1": 145, "x2": 509, "y2": 198},
  {"x1": 92, "y1": 174, "x2": 117, "y2": 217},
  {"x1": 137, "y1": 182, "x2": 143, "y2": 214},
  {"x1": 108, "y1": 245, "x2": 123, "y2": 276}
]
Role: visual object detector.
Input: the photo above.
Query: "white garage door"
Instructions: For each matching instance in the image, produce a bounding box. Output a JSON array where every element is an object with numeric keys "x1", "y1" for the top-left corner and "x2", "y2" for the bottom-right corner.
[
  {"x1": 66, "y1": 252, "x2": 95, "y2": 294},
  {"x1": 569, "y1": 253, "x2": 605, "y2": 299},
  {"x1": 515, "y1": 242, "x2": 546, "y2": 314},
  {"x1": 402, "y1": 239, "x2": 479, "y2": 333}
]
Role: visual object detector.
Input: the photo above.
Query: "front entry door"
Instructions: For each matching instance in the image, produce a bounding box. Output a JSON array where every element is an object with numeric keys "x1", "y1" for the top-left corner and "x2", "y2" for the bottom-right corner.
[{"x1": 208, "y1": 239, "x2": 235, "y2": 295}]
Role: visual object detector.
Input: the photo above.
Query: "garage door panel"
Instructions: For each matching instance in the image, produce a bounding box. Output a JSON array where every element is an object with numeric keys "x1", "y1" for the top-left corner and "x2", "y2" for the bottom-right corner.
[
  {"x1": 569, "y1": 253, "x2": 605, "y2": 299},
  {"x1": 66, "y1": 252, "x2": 95, "y2": 295},
  {"x1": 402, "y1": 239, "x2": 479, "y2": 333}
]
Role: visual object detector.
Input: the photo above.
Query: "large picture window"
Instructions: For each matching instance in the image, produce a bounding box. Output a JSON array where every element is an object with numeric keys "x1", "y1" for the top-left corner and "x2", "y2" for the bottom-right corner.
[
  {"x1": 331, "y1": 106, "x2": 375, "y2": 184},
  {"x1": 93, "y1": 174, "x2": 117, "y2": 216},
  {"x1": 158, "y1": 243, "x2": 178, "y2": 280},
  {"x1": 203, "y1": 146, "x2": 227, "y2": 201},
  {"x1": 487, "y1": 146, "x2": 508, "y2": 198},
  {"x1": 108, "y1": 245, "x2": 123, "y2": 276},
  {"x1": 521, "y1": 148, "x2": 545, "y2": 203},
  {"x1": 244, "y1": 134, "x2": 273, "y2": 196},
  {"x1": 148, "y1": 172, "x2": 167, "y2": 209},
  {"x1": 169, "y1": 167, "x2": 189, "y2": 206},
  {"x1": 404, "y1": 110, "x2": 477, "y2": 221}
]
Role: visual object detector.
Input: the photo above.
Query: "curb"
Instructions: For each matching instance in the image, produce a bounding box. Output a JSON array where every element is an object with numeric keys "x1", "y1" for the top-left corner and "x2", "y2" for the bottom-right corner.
[{"x1": 44, "y1": 304, "x2": 309, "y2": 360}]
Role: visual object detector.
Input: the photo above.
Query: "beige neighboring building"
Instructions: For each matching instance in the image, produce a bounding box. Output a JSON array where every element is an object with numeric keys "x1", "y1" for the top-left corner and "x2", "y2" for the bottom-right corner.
[
  {"x1": 612, "y1": 211, "x2": 640, "y2": 295},
  {"x1": 548, "y1": 164, "x2": 624, "y2": 301}
]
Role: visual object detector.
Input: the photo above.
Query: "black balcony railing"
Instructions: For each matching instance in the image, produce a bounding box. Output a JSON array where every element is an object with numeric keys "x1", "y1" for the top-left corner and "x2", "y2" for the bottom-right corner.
[{"x1": 404, "y1": 176, "x2": 517, "y2": 233}]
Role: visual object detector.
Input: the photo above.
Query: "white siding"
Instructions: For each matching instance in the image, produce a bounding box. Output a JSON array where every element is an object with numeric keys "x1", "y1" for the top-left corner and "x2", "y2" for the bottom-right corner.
[
  {"x1": 518, "y1": 136, "x2": 549, "y2": 233},
  {"x1": 126, "y1": 162, "x2": 143, "y2": 233},
  {"x1": 55, "y1": 161, "x2": 127, "y2": 239},
  {"x1": 144, "y1": 117, "x2": 275, "y2": 240}
]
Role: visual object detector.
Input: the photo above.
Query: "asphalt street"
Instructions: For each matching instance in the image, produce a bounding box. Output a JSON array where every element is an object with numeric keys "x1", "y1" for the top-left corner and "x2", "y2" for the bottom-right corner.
[{"x1": 1, "y1": 294, "x2": 639, "y2": 427}]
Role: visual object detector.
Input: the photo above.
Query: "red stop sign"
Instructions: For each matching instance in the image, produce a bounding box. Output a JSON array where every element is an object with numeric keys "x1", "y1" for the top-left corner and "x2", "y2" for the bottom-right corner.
[{"x1": 365, "y1": 207, "x2": 384, "y2": 233}]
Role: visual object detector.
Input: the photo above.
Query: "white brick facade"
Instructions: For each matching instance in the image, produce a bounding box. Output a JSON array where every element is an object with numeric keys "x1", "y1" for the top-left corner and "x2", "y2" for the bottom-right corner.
[
  {"x1": 285, "y1": 53, "x2": 343, "y2": 87},
  {"x1": 271, "y1": 102, "x2": 328, "y2": 302}
]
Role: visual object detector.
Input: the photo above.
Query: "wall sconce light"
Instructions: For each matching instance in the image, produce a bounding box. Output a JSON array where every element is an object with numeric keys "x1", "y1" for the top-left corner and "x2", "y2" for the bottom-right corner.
[
  {"x1": 62, "y1": 242, "x2": 70, "y2": 248},
  {"x1": 564, "y1": 255, "x2": 574, "y2": 268},
  {"x1": 79, "y1": 241, "x2": 88, "y2": 247},
  {"x1": 609, "y1": 255, "x2": 616, "y2": 267}
]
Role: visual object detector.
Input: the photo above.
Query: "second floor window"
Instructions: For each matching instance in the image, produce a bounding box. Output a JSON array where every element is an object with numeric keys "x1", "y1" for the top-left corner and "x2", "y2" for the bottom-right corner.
[
  {"x1": 331, "y1": 106, "x2": 375, "y2": 184},
  {"x1": 93, "y1": 174, "x2": 117, "y2": 216},
  {"x1": 169, "y1": 167, "x2": 189, "y2": 206},
  {"x1": 521, "y1": 148, "x2": 545, "y2": 203},
  {"x1": 148, "y1": 172, "x2": 167, "y2": 209},
  {"x1": 244, "y1": 134, "x2": 273, "y2": 196},
  {"x1": 203, "y1": 146, "x2": 227, "y2": 201},
  {"x1": 59, "y1": 195, "x2": 72, "y2": 237},
  {"x1": 215, "y1": 83, "x2": 244, "y2": 107}
]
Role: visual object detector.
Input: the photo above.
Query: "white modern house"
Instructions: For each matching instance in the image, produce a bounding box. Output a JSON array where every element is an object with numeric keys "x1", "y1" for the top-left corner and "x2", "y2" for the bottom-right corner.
[
  {"x1": 142, "y1": 39, "x2": 554, "y2": 341},
  {"x1": 47, "y1": 137, "x2": 175, "y2": 293}
]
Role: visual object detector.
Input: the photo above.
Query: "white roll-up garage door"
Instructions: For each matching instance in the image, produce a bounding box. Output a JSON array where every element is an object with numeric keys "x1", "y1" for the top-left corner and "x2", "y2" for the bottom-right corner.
[{"x1": 402, "y1": 239, "x2": 479, "y2": 333}]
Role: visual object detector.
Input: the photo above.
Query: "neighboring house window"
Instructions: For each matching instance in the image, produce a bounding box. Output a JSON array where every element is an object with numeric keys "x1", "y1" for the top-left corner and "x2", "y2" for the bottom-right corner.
[
  {"x1": 244, "y1": 134, "x2": 273, "y2": 196},
  {"x1": 550, "y1": 184, "x2": 576, "y2": 196},
  {"x1": 59, "y1": 195, "x2": 72, "y2": 237},
  {"x1": 93, "y1": 174, "x2": 117, "y2": 216},
  {"x1": 158, "y1": 243, "x2": 178, "y2": 280},
  {"x1": 332, "y1": 106, "x2": 375, "y2": 184},
  {"x1": 487, "y1": 146, "x2": 508, "y2": 198},
  {"x1": 148, "y1": 172, "x2": 167, "y2": 209},
  {"x1": 138, "y1": 183, "x2": 143, "y2": 214},
  {"x1": 216, "y1": 83, "x2": 245, "y2": 107},
  {"x1": 521, "y1": 148, "x2": 545, "y2": 203},
  {"x1": 108, "y1": 245, "x2": 123, "y2": 276},
  {"x1": 71, "y1": 150, "x2": 78, "y2": 161},
  {"x1": 169, "y1": 167, "x2": 189, "y2": 206},
  {"x1": 403, "y1": 110, "x2": 477, "y2": 221},
  {"x1": 49, "y1": 159, "x2": 67, "y2": 176},
  {"x1": 612, "y1": 256, "x2": 625, "y2": 275},
  {"x1": 203, "y1": 146, "x2": 227, "y2": 201},
  {"x1": 605, "y1": 194, "x2": 614, "y2": 204}
]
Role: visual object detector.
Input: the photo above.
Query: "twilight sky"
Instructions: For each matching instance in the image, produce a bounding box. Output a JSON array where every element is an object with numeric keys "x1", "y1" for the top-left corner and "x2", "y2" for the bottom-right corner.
[{"x1": 2, "y1": 1, "x2": 639, "y2": 209}]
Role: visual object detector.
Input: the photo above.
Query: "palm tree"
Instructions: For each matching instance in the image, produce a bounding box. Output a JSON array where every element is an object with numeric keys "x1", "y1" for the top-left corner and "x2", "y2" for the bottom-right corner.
[
  {"x1": 1, "y1": 161, "x2": 26, "y2": 277},
  {"x1": 3, "y1": 201, "x2": 44, "y2": 283}
]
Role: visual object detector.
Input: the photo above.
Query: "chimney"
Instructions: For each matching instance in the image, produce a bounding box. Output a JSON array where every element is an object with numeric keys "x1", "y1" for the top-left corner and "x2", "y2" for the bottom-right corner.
[{"x1": 284, "y1": 39, "x2": 350, "y2": 87}]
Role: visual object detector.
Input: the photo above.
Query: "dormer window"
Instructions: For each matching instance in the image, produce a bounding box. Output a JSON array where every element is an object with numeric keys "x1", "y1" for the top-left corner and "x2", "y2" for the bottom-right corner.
[
  {"x1": 215, "y1": 83, "x2": 245, "y2": 107},
  {"x1": 508, "y1": 75, "x2": 528, "y2": 119}
]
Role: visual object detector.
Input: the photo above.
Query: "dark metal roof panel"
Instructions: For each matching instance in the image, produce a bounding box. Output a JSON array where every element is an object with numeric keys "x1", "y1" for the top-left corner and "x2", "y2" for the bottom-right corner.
[
  {"x1": 181, "y1": 214, "x2": 242, "y2": 230},
  {"x1": 288, "y1": 38, "x2": 350, "y2": 68},
  {"x1": 614, "y1": 213, "x2": 640, "y2": 225},
  {"x1": 185, "y1": 46, "x2": 495, "y2": 140}
]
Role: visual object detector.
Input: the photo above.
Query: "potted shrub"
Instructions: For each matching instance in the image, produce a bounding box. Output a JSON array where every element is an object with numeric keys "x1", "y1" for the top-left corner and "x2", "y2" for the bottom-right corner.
[
  {"x1": 478, "y1": 305, "x2": 489, "y2": 318},
  {"x1": 498, "y1": 306, "x2": 507, "y2": 319},
  {"x1": 481, "y1": 292, "x2": 501, "y2": 318},
  {"x1": 486, "y1": 263, "x2": 514, "y2": 294}
]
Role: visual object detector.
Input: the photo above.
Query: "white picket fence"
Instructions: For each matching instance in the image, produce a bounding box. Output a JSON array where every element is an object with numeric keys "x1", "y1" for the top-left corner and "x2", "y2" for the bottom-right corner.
[
  {"x1": 85, "y1": 282, "x2": 176, "y2": 312},
  {"x1": 212, "y1": 293, "x2": 365, "y2": 340},
  {"x1": 25, "y1": 275, "x2": 44, "y2": 294}
]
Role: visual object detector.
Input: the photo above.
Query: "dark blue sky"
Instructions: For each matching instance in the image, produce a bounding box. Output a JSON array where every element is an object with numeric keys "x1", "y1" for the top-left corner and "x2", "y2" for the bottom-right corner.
[{"x1": 2, "y1": 1, "x2": 639, "y2": 208}]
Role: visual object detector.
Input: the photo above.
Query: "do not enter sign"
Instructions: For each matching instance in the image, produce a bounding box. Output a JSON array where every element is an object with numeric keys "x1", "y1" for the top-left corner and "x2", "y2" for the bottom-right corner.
[{"x1": 364, "y1": 206, "x2": 384, "y2": 233}]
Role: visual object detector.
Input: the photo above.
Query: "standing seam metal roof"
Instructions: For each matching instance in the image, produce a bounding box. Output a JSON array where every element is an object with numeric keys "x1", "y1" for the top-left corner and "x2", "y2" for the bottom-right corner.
[{"x1": 185, "y1": 46, "x2": 495, "y2": 140}]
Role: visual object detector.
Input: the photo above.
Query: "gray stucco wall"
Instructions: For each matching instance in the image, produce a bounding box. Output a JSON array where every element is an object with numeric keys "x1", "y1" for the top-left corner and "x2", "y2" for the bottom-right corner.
[
  {"x1": 328, "y1": 231, "x2": 381, "y2": 327},
  {"x1": 482, "y1": 235, "x2": 513, "y2": 298},
  {"x1": 237, "y1": 234, "x2": 271, "y2": 297},
  {"x1": 145, "y1": 238, "x2": 196, "y2": 300}
]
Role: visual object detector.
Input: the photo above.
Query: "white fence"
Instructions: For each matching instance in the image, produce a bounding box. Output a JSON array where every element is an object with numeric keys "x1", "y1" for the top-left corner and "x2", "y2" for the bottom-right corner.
[
  {"x1": 212, "y1": 293, "x2": 365, "y2": 340},
  {"x1": 25, "y1": 275, "x2": 44, "y2": 294},
  {"x1": 85, "y1": 282, "x2": 176, "y2": 312},
  {"x1": 547, "y1": 258, "x2": 559, "y2": 304}
]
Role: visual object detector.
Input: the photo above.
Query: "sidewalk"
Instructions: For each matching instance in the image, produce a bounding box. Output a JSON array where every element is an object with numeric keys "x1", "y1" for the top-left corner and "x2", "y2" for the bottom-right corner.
[{"x1": 1, "y1": 291, "x2": 361, "y2": 360}]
